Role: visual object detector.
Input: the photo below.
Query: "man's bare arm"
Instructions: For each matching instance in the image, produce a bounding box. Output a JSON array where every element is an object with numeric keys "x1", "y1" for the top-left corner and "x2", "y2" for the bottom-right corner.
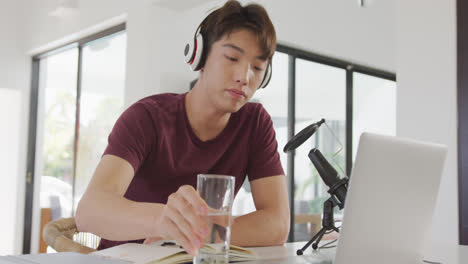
[
  {"x1": 75, "y1": 155, "x2": 162, "y2": 240},
  {"x1": 75, "y1": 154, "x2": 209, "y2": 255},
  {"x1": 229, "y1": 175, "x2": 290, "y2": 246}
]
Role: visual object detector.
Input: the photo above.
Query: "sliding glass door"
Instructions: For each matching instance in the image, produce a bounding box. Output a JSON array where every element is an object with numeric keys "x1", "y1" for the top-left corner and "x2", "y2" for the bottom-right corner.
[
  {"x1": 274, "y1": 45, "x2": 396, "y2": 242},
  {"x1": 24, "y1": 25, "x2": 126, "y2": 253},
  {"x1": 74, "y1": 33, "x2": 127, "y2": 214},
  {"x1": 38, "y1": 48, "x2": 78, "y2": 223}
]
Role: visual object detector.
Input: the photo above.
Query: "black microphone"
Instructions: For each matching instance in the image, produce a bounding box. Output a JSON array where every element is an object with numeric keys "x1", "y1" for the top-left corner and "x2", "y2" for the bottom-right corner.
[
  {"x1": 283, "y1": 119, "x2": 325, "y2": 153},
  {"x1": 308, "y1": 148, "x2": 348, "y2": 209}
]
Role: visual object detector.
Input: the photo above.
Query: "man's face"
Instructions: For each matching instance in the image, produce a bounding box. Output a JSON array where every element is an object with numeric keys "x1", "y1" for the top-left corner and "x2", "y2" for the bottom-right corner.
[{"x1": 200, "y1": 29, "x2": 269, "y2": 113}]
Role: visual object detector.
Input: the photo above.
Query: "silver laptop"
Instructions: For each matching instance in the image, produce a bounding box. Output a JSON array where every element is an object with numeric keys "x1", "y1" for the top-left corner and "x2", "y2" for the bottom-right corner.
[{"x1": 335, "y1": 132, "x2": 448, "y2": 264}]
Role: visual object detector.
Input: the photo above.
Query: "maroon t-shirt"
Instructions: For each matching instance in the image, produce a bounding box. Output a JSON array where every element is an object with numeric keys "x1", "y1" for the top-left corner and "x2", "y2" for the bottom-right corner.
[{"x1": 97, "y1": 92, "x2": 284, "y2": 249}]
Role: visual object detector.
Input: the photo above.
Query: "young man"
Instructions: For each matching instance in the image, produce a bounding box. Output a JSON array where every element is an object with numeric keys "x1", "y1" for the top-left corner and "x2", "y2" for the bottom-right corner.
[{"x1": 75, "y1": 0, "x2": 290, "y2": 256}]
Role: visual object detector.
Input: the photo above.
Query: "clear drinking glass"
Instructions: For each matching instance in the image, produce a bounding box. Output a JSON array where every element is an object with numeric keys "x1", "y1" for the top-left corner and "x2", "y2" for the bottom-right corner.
[{"x1": 194, "y1": 174, "x2": 235, "y2": 264}]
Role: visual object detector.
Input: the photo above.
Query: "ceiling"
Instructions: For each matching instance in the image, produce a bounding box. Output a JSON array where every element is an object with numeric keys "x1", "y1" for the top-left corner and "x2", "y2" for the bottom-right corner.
[{"x1": 150, "y1": 0, "x2": 213, "y2": 11}]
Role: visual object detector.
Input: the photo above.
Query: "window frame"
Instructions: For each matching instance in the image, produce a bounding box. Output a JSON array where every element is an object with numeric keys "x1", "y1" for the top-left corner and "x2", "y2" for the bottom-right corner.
[
  {"x1": 276, "y1": 44, "x2": 396, "y2": 242},
  {"x1": 457, "y1": 0, "x2": 468, "y2": 246}
]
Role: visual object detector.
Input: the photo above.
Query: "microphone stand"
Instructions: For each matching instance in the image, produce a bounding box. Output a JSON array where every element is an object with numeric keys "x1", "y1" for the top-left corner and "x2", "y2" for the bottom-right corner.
[
  {"x1": 282, "y1": 118, "x2": 347, "y2": 255},
  {"x1": 296, "y1": 198, "x2": 340, "y2": 254}
]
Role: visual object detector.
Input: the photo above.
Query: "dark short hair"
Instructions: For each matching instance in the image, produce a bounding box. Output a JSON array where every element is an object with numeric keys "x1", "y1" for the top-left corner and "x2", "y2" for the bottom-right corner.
[{"x1": 199, "y1": 0, "x2": 277, "y2": 68}]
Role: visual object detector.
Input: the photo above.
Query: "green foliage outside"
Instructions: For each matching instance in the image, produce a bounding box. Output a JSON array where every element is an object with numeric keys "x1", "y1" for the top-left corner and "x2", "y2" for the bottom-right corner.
[
  {"x1": 43, "y1": 91, "x2": 75, "y2": 182},
  {"x1": 43, "y1": 90, "x2": 123, "y2": 195}
]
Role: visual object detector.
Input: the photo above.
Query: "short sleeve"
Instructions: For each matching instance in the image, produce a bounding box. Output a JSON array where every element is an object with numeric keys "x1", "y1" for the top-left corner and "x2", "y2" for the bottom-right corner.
[
  {"x1": 103, "y1": 103, "x2": 156, "y2": 172},
  {"x1": 247, "y1": 105, "x2": 285, "y2": 181}
]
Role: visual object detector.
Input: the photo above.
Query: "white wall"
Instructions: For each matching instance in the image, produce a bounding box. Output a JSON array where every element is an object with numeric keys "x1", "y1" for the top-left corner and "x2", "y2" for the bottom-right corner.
[
  {"x1": 257, "y1": 0, "x2": 395, "y2": 72},
  {"x1": 396, "y1": 0, "x2": 466, "y2": 263},
  {"x1": 0, "y1": 89, "x2": 22, "y2": 255},
  {"x1": 25, "y1": 0, "x2": 129, "y2": 51},
  {"x1": 0, "y1": 0, "x2": 30, "y2": 255}
]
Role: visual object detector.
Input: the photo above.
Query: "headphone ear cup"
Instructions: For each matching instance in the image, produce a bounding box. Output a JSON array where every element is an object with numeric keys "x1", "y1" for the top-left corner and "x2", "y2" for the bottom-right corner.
[
  {"x1": 186, "y1": 33, "x2": 204, "y2": 71},
  {"x1": 259, "y1": 62, "x2": 272, "y2": 89},
  {"x1": 184, "y1": 38, "x2": 195, "y2": 65}
]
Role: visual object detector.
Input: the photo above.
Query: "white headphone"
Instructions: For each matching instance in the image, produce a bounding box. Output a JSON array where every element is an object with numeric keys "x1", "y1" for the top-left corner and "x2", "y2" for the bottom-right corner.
[
  {"x1": 184, "y1": 14, "x2": 272, "y2": 89},
  {"x1": 184, "y1": 26, "x2": 205, "y2": 72}
]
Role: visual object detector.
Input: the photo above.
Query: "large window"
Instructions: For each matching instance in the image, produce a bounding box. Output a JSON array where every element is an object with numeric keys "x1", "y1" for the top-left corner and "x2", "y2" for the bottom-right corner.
[
  {"x1": 230, "y1": 46, "x2": 396, "y2": 242},
  {"x1": 278, "y1": 46, "x2": 396, "y2": 242},
  {"x1": 293, "y1": 59, "x2": 347, "y2": 241},
  {"x1": 231, "y1": 45, "x2": 397, "y2": 242},
  {"x1": 24, "y1": 25, "x2": 127, "y2": 253},
  {"x1": 38, "y1": 48, "x2": 78, "y2": 221},
  {"x1": 74, "y1": 33, "x2": 127, "y2": 213}
]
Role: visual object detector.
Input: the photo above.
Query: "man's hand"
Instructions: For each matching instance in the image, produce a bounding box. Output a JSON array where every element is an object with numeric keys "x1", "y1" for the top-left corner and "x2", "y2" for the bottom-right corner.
[
  {"x1": 144, "y1": 209, "x2": 234, "y2": 246},
  {"x1": 154, "y1": 185, "x2": 210, "y2": 256}
]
